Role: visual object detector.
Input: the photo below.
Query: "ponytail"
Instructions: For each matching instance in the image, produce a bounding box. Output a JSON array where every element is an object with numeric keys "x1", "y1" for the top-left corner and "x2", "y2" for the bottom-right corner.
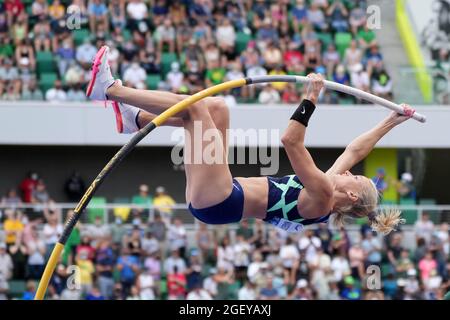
[{"x1": 368, "y1": 208, "x2": 405, "y2": 235}]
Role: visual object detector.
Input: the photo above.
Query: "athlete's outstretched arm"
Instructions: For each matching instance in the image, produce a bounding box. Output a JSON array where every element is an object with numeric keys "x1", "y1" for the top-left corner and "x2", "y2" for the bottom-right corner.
[
  {"x1": 327, "y1": 105, "x2": 415, "y2": 175},
  {"x1": 282, "y1": 74, "x2": 333, "y2": 209}
]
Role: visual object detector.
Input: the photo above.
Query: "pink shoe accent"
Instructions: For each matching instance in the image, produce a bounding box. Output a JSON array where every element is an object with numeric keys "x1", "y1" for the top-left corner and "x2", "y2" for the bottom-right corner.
[
  {"x1": 111, "y1": 101, "x2": 124, "y2": 133},
  {"x1": 86, "y1": 46, "x2": 107, "y2": 97}
]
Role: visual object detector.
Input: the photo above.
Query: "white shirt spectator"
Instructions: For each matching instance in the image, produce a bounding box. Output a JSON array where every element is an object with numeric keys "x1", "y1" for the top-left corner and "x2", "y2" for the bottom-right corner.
[
  {"x1": 0, "y1": 251, "x2": 13, "y2": 280},
  {"x1": 27, "y1": 239, "x2": 46, "y2": 265},
  {"x1": 163, "y1": 255, "x2": 186, "y2": 274},
  {"x1": 187, "y1": 288, "x2": 212, "y2": 300},
  {"x1": 247, "y1": 261, "x2": 264, "y2": 282},
  {"x1": 309, "y1": 251, "x2": 331, "y2": 270},
  {"x1": 167, "y1": 224, "x2": 187, "y2": 251},
  {"x1": 351, "y1": 70, "x2": 370, "y2": 90},
  {"x1": 238, "y1": 285, "x2": 257, "y2": 300},
  {"x1": 279, "y1": 242, "x2": 300, "y2": 269},
  {"x1": 203, "y1": 275, "x2": 218, "y2": 297},
  {"x1": 127, "y1": 1, "x2": 148, "y2": 20},
  {"x1": 216, "y1": 25, "x2": 236, "y2": 47},
  {"x1": 414, "y1": 218, "x2": 435, "y2": 243},
  {"x1": 330, "y1": 256, "x2": 351, "y2": 282},
  {"x1": 76, "y1": 42, "x2": 97, "y2": 65},
  {"x1": 43, "y1": 223, "x2": 64, "y2": 245},
  {"x1": 217, "y1": 245, "x2": 234, "y2": 271},
  {"x1": 298, "y1": 235, "x2": 322, "y2": 263},
  {"x1": 155, "y1": 25, "x2": 175, "y2": 41},
  {"x1": 258, "y1": 87, "x2": 280, "y2": 104},
  {"x1": 46, "y1": 87, "x2": 67, "y2": 102},
  {"x1": 246, "y1": 65, "x2": 267, "y2": 78},
  {"x1": 372, "y1": 78, "x2": 393, "y2": 96},
  {"x1": 225, "y1": 69, "x2": 245, "y2": 82},
  {"x1": 0, "y1": 274, "x2": 8, "y2": 300},
  {"x1": 123, "y1": 63, "x2": 147, "y2": 89},
  {"x1": 233, "y1": 240, "x2": 251, "y2": 267},
  {"x1": 142, "y1": 237, "x2": 160, "y2": 256},
  {"x1": 166, "y1": 70, "x2": 184, "y2": 92},
  {"x1": 138, "y1": 273, "x2": 155, "y2": 300}
]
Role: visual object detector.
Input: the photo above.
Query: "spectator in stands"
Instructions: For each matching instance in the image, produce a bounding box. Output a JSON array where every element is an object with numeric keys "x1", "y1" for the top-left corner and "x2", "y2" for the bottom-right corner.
[
  {"x1": 94, "y1": 239, "x2": 114, "y2": 299},
  {"x1": 85, "y1": 286, "x2": 105, "y2": 300},
  {"x1": 0, "y1": 243, "x2": 13, "y2": 280},
  {"x1": 349, "y1": 5, "x2": 366, "y2": 35},
  {"x1": 344, "y1": 40, "x2": 363, "y2": 73},
  {"x1": 0, "y1": 58, "x2": 19, "y2": 95},
  {"x1": 289, "y1": 278, "x2": 313, "y2": 300},
  {"x1": 116, "y1": 246, "x2": 140, "y2": 297},
  {"x1": 357, "y1": 24, "x2": 377, "y2": 50},
  {"x1": 21, "y1": 78, "x2": 44, "y2": 100},
  {"x1": 148, "y1": 213, "x2": 166, "y2": 242},
  {"x1": 45, "y1": 79, "x2": 67, "y2": 102},
  {"x1": 123, "y1": 60, "x2": 147, "y2": 89},
  {"x1": 56, "y1": 38, "x2": 75, "y2": 77},
  {"x1": 4, "y1": 0, "x2": 24, "y2": 26},
  {"x1": 76, "y1": 250, "x2": 95, "y2": 296},
  {"x1": 136, "y1": 265, "x2": 155, "y2": 300},
  {"x1": 327, "y1": 0, "x2": 349, "y2": 33},
  {"x1": 396, "y1": 172, "x2": 416, "y2": 201},
  {"x1": 1, "y1": 189, "x2": 22, "y2": 209},
  {"x1": 144, "y1": 252, "x2": 161, "y2": 283},
  {"x1": 185, "y1": 249, "x2": 203, "y2": 291},
  {"x1": 126, "y1": 0, "x2": 149, "y2": 33},
  {"x1": 167, "y1": 265, "x2": 187, "y2": 300},
  {"x1": 142, "y1": 231, "x2": 159, "y2": 257},
  {"x1": 340, "y1": 275, "x2": 361, "y2": 300},
  {"x1": 233, "y1": 234, "x2": 251, "y2": 283},
  {"x1": 75, "y1": 38, "x2": 97, "y2": 70},
  {"x1": 42, "y1": 210, "x2": 63, "y2": 257},
  {"x1": 166, "y1": 61, "x2": 184, "y2": 93},
  {"x1": 154, "y1": 18, "x2": 176, "y2": 53},
  {"x1": 371, "y1": 168, "x2": 388, "y2": 196},
  {"x1": 387, "y1": 233, "x2": 405, "y2": 273},
  {"x1": 258, "y1": 84, "x2": 280, "y2": 104},
  {"x1": 195, "y1": 223, "x2": 213, "y2": 263},
  {"x1": 109, "y1": 0, "x2": 126, "y2": 30},
  {"x1": 282, "y1": 83, "x2": 301, "y2": 103},
  {"x1": 414, "y1": 213, "x2": 435, "y2": 244},
  {"x1": 350, "y1": 63, "x2": 370, "y2": 101},
  {"x1": 330, "y1": 251, "x2": 351, "y2": 282},
  {"x1": 153, "y1": 186, "x2": 176, "y2": 222},
  {"x1": 323, "y1": 44, "x2": 340, "y2": 78},
  {"x1": 307, "y1": 2, "x2": 328, "y2": 31},
  {"x1": 88, "y1": 0, "x2": 109, "y2": 33},
  {"x1": 0, "y1": 270, "x2": 9, "y2": 300},
  {"x1": 279, "y1": 237, "x2": 300, "y2": 285},
  {"x1": 3, "y1": 209, "x2": 24, "y2": 248},
  {"x1": 168, "y1": 218, "x2": 187, "y2": 256},
  {"x1": 131, "y1": 184, "x2": 152, "y2": 218}
]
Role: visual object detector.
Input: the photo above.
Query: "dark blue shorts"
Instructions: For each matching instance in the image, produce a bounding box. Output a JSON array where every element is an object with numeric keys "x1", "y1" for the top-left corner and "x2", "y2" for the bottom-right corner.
[{"x1": 188, "y1": 179, "x2": 244, "y2": 225}]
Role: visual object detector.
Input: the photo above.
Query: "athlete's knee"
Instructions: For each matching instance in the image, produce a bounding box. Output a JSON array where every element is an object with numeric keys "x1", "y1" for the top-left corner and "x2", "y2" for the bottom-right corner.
[{"x1": 206, "y1": 97, "x2": 229, "y2": 122}]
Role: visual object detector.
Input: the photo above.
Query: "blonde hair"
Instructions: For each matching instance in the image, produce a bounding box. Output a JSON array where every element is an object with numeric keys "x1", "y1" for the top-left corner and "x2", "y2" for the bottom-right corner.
[{"x1": 333, "y1": 178, "x2": 405, "y2": 235}]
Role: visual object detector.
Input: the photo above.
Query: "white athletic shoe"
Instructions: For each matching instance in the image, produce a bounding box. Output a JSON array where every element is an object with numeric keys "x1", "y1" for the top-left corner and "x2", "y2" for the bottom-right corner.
[
  {"x1": 86, "y1": 46, "x2": 115, "y2": 101},
  {"x1": 111, "y1": 101, "x2": 141, "y2": 134}
]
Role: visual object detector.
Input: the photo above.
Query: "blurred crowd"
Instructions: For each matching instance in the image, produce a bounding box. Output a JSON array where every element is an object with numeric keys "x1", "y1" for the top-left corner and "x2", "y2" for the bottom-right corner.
[
  {"x1": 0, "y1": 194, "x2": 449, "y2": 300},
  {"x1": 0, "y1": 0, "x2": 394, "y2": 104}
]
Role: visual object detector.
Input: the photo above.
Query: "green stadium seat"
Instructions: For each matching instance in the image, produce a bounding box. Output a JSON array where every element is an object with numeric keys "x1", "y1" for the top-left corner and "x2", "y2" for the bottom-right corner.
[
  {"x1": 146, "y1": 74, "x2": 161, "y2": 90},
  {"x1": 235, "y1": 32, "x2": 252, "y2": 54},
  {"x1": 87, "y1": 196, "x2": 107, "y2": 223},
  {"x1": 8, "y1": 280, "x2": 26, "y2": 299},
  {"x1": 161, "y1": 53, "x2": 178, "y2": 79},
  {"x1": 317, "y1": 32, "x2": 333, "y2": 51},
  {"x1": 399, "y1": 198, "x2": 418, "y2": 225},
  {"x1": 335, "y1": 32, "x2": 353, "y2": 58},
  {"x1": 36, "y1": 51, "x2": 56, "y2": 75},
  {"x1": 159, "y1": 279, "x2": 168, "y2": 300},
  {"x1": 39, "y1": 72, "x2": 58, "y2": 93},
  {"x1": 73, "y1": 29, "x2": 91, "y2": 47}
]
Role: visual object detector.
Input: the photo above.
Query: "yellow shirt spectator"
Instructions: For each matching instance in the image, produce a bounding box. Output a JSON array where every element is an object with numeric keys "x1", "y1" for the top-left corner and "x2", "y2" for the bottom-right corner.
[
  {"x1": 77, "y1": 259, "x2": 95, "y2": 285},
  {"x1": 4, "y1": 218, "x2": 24, "y2": 245},
  {"x1": 268, "y1": 69, "x2": 288, "y2": 91},
  {"x1": 153, "y1": 186, "x2": 176, "y2": 215}
]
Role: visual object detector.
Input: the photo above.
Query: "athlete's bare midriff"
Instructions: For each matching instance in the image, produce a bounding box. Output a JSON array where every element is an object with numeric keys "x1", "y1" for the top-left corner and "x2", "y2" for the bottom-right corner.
[{"x1": 234, "y1": 176, "x2": 269, "y2": 220}]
